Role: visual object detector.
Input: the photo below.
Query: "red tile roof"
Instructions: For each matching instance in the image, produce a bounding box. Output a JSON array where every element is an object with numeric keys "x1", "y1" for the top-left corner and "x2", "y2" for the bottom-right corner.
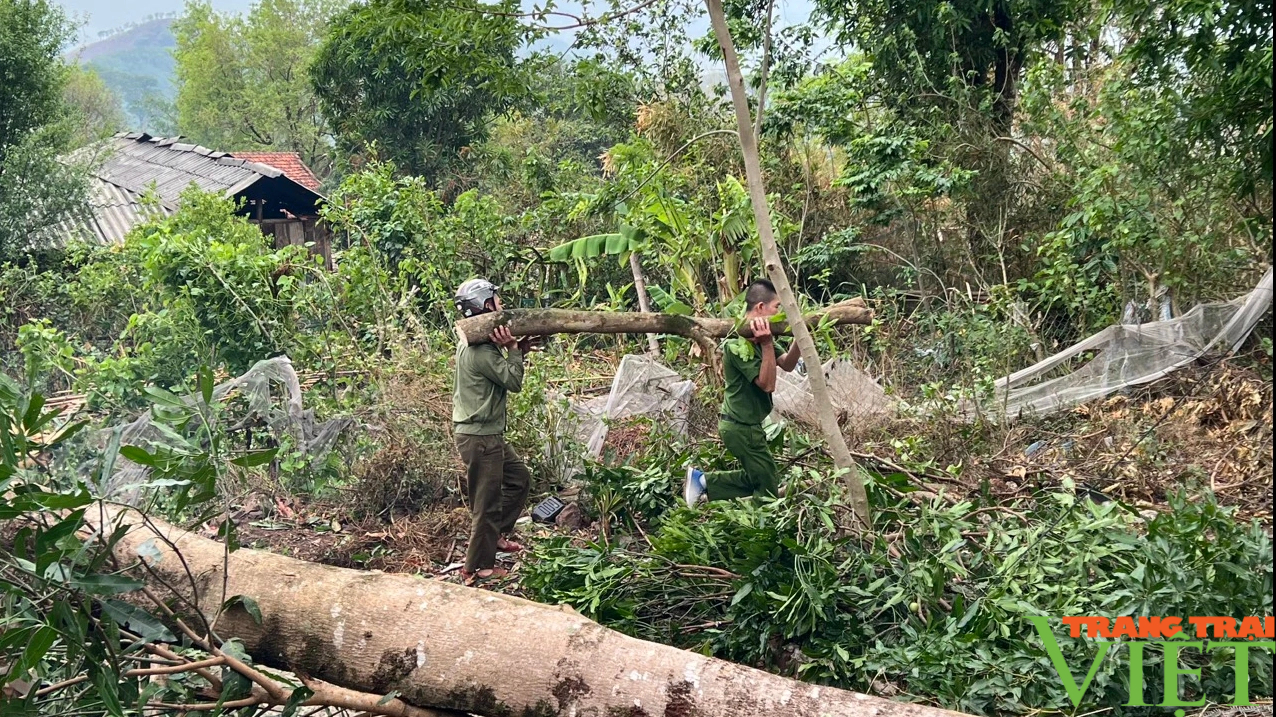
[{"x1": 229, "y1": 151, "x2": 324, "y2": 192}]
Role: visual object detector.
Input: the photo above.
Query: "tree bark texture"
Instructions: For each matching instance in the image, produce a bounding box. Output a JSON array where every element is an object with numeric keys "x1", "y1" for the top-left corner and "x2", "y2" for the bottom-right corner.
[
  {"x1": 704, "y1": 0, "x2": 873, "y2": 528},
  {"x1": 454, "y1": 299, "x2": 871, "y2": 346},
  {"x1": 96, "y1": 506, "x2": 967, "y2": 717}
]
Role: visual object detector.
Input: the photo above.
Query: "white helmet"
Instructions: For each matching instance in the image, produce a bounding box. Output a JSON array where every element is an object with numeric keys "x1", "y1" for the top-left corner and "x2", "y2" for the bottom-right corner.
[{"x1": 454, "y1": 278, "x2": 500, "y2": 317}]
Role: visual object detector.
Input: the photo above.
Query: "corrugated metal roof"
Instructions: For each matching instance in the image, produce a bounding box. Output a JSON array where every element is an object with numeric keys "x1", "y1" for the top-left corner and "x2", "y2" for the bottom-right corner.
[
  {"x1": 56, "y1": 133, "x2": 322, "y2": 246},
  {"x1": 48, "y1": 179, "x2": 175, "y2": 246},
  {"x1": 97, "y1": 133, "x2": 285, "y2": 204}
]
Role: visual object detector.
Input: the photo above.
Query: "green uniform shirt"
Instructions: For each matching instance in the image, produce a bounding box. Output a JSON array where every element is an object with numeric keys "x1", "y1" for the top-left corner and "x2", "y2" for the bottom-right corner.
[
  {"x1": 452, "y1": 342, "x2": 524, "y2": 435},
  {"x1": 721, "y1": 338, "x2": 785, "y2": 426}
]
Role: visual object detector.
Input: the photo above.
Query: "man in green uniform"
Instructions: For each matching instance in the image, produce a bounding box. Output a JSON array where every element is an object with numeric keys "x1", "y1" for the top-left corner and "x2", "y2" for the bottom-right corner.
[
  {"x1": 452, "y1": 278, "x2": 533, "y2": 584},
  {"x1": 684, "y1": 279, "x2": 801, "y2": 505}
]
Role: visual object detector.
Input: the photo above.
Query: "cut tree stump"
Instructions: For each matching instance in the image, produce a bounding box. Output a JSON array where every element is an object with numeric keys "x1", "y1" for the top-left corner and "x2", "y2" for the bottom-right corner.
[
  {"x1": 454, "y1": 298, "x2": 872, "y2": 346},
  {"x1": 94, "y1": 505, "x2": 967, "y2": 717}
]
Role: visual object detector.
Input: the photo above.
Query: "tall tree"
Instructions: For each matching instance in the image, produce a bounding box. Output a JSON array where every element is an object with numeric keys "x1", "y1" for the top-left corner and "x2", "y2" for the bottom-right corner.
[
  {"x1": 813, "y1": 0, "x2": 1080, "y2": 133},
  {"x1": 310, "y1": 0, "x2": 531, "y2": 185},
  {"x1": 1109, "y1": 0, "x2": 1274, "y2": 188},
  {"x1": 63, "y1": 64, "x2": 127, "y2": 147},
  {"x1": 0, "y1": 0, "x2": 88, "y2": 260},
  {"x1": 173, "y1": 0, "x2": 342, "y2": 178}
]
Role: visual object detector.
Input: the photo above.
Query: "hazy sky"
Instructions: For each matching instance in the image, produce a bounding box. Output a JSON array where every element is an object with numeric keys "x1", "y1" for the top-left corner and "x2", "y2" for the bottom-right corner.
[
  {"x1": 59, "y1": 0, "x2": 821, "y2": 56},
  {"x1": 59, "y1": 0, "x2": 253, "y2": 43}
]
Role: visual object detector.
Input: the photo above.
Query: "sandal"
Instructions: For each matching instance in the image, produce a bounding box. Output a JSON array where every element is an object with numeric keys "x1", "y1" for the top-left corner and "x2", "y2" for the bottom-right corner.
[
  {"x1": 461, "y1": 567, "x2": 509, "y2": 586},
  {"x1": 496, "y1": 537, "x2": 524, "y2": 552}
]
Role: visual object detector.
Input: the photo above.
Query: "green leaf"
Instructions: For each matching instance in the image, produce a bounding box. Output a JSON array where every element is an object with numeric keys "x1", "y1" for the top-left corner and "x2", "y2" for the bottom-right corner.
[
  {"x1": 71, "y1": 573, "x2": 146, "y2": 596},
  {"x1": 19, "y1": 486, "x2": 92, "y2": 512},
  {"x1": 605, "y1": 233, "x2": 630, "y2": 255},
  {"x1": 35, "y1": 510, "x2": 85, "y2": 560},
  {"x1": 98, "y1": 426, "x2": 123, "y2": 490},
  {"x1": 731, "y1": 582, "x2": 754, "y2": 606},
  {"x1": 549, "y1": 229, "x2": 645, "y2": 263},
  {"x1": 8, "y1": 625, "x2": 56, "y2": 682},
  {"x1": 224, "y1": 595, "x2": 263, "y2": 624},
  {"x1": 135, "y1": 538, "x2": 163, "y2": 565},
  {"x1": 46, "y1": 418, "x2": 87, "y2": 449},
  {"x1": 647, "y1": 285, "x2": 693, "y2": 315},
  {"x1": 377, "y1": 690, "x2": 401, "y2": 706},
  {"x1": 230, "y1": 448, "x2": 278, "y2": 468},
  {"x1": 21, "y1": 393, "x2": 48, "y2": 432},
  {"x1": 727, "y1": 338, "x2": 755, "y2": 362},
  {"x1": 100, "y1": 599, "x2": 176, "y2": 642},
  {"x1": 95, "y1": 670, "x2": 126, "y2": 717},
  {"x1": 144, "y1": 386, "x2": 187, "y2": 408},
  {"x1": 282, "y1": 686, "x2": 316, "y2": 716},
  {"x1": 199, "y1": 367, "x2": 214, "y2": 406},
  {"x1": 119, "y1": 445, "x2": 158, "y2": 467},
  {"x1": 0, "y1": 626, "x2": 34, "y2": 654}
]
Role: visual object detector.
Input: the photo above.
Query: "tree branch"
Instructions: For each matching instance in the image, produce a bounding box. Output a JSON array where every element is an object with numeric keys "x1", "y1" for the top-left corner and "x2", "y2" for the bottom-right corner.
[
  {"x1": 454, "y1": 299, "x2": 872, "y2": 345},
  {"x1": 440, "y1": 0, "x2": 664, "y2": 31},
  {"x1": 753, "y1": 0, "x2": 776, "y2": 140}
]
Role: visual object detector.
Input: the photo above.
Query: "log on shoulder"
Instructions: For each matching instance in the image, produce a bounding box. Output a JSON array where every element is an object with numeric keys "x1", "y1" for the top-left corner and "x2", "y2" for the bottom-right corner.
[
  {"x1": 97, "y1": 505, "x2": 967, "y2": 717},
  {"x1": 455, "y1": 298, "x2": 873, "y2": 346}
]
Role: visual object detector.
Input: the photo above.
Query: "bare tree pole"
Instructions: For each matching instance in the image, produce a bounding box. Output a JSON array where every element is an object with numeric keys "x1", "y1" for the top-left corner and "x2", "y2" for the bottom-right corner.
[
  {"x1": 753, "y1": 0, "x2": 777, "y2": 140},
  {"x1": 704, "y1": 0, "x2": 873, "y2": 529},
  {"x1": 629, "y1": 252, "x2": 662, "y2": 354}
]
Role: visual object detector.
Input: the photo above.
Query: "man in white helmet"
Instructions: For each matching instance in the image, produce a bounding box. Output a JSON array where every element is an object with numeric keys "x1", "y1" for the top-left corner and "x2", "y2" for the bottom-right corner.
[{"x1": 451, "y1": 278, "x2": 534, "y2": 585}]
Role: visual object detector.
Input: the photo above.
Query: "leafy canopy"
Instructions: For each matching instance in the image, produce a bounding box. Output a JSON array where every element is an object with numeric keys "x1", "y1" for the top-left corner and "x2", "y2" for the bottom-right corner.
[
  {"x1": 0, "y1": 0, "x2": 89, "y2": 260},
  {"x1": 310, "y1": 0, "x2": 532, "y2": 183},
  {"x1": 173, "y1": 0, "x2": 343, "y2": 178}
]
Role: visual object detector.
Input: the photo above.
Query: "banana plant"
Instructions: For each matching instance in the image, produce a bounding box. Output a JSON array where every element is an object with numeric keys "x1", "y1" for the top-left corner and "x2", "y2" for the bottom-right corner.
[
  {"x1": 710, "y1": 176, "x2": 757, "y2": 303},
  {"x1": 549, "y1": 222, "x2": 660, "y2": 353}
]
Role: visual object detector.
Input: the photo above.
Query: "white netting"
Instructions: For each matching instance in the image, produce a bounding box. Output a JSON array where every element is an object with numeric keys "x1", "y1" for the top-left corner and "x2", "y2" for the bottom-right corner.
[
  {"x1": 547, "y1": 355, "x2": 695, "y2": 479},
  {"x1": 771, "y1": 358, "x2": 895, "y2": 426},
  {"x1": 98, "y1": 356, "x2": 353, "y2": 504},
  {"x1": 557, "y1": 267, "x2": 1270, "y2": 445},
  {"x1": 972, "y1": 266, "x2": 1273, "y2": 422},
  {"x1": 569, "y1": 354, "x2": 696, "y2": 457}
]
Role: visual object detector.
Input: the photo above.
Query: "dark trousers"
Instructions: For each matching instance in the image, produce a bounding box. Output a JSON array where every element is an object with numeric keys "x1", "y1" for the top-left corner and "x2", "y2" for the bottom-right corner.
[
  {"x1": 703, "y1": 419, "x2": 780, "y2": 500},
  {"x1": 455, "y1": 434, "x2": 531, "y2": 572}
]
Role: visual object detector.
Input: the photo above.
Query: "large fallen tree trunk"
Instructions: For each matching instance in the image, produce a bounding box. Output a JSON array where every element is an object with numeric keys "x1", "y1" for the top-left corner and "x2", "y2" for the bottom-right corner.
[
  {"x1": 455, "y1": 298, "x2": 872, "y2": 345},
  {"x1": 96, "y1": 505, "x2": 965, "y2": 717}
]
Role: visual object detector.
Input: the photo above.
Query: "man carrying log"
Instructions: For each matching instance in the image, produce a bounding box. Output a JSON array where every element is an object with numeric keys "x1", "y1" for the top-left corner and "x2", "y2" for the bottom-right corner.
[
  {"x1": 451, "y1": 278, "x2": 533, "y2": 585},
  {"x1": 684, "y1": 279, "x2": 801, "y2": 506}
]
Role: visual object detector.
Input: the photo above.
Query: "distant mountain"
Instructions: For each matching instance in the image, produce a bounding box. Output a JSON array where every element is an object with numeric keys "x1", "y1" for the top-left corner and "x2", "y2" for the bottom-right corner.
[{"x1": 68, "y1": 18, "x2": 177, "y2": 133}]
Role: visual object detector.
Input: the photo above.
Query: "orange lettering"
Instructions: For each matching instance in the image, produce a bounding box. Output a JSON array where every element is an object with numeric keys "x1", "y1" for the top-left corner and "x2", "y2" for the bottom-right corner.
[
  {"x1": 1112, "y1": 616, "x2": 1139, "y2": 639},
  {"x1": 1062, "y1": 616, "x2": 1088, "y2": 638},
  {"x1": 1189, "y1": 616, "x2": 1213, "y2": 638},
  {"x1": 1139, "y1": 616, "x2": 1169, "y2": 638},
  {"x1": 1095, "y1": 617, "x2": 1113, "y2": 639},
  {"x1": 1161, "y1": 617, "x2": 1182, "y2": 638},
  {"x1": 1238, "y1": 617, "x2": 1263, "y2": 640},
  {"x1": 1265, "y1": 617, "x2": 1274, "y2": 639},
  {"x1": 1217, "y1": 617, "x2": 1238, "y2": 639}
]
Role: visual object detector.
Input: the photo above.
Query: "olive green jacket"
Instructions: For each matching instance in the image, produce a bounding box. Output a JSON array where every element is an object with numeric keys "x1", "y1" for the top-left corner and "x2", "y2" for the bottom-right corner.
[{"x1": 452, "y1": 342, "x2": 524, "y2": 435}]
